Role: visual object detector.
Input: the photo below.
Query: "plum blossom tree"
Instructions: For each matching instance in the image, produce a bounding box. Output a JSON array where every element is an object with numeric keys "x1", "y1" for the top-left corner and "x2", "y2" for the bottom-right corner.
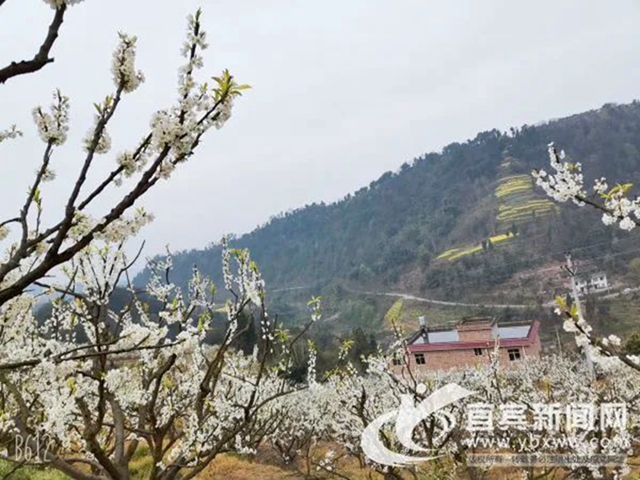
[
  {"x1": 281, "y1": 344, "x2": 639, "y2": 480},
  {"x1": 0, "y1": 236, "x2": 317, "y2": 479},
  {"x1": 0, "y1": 5, "x2": 249, "y2": 309},
  {"x1": 0, "y1": 3, "x2": 320, "y2": 479},
  {"x1": 533, "y1": 144, "x2": 640, "y2": 373}
]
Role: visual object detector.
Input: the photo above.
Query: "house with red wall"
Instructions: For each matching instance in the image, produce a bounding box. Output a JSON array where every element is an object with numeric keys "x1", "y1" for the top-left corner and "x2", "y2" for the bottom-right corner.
[{"x1": 394, "y1": 316, "x2": 541, "y2": 372}]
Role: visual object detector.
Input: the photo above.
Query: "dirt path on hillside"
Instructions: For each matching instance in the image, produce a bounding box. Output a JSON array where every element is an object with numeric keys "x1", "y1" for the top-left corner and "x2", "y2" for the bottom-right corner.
[{"x1": 349, "y1": 289, "x2": 534, "y2": 310}]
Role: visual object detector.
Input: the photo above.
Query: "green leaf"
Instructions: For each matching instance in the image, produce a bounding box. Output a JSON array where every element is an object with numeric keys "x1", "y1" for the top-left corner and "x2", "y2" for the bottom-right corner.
[
  {"x1": 569, "y1": 304, "x2": 579, "y2": 319},
  {"x1": 555, "y1": 295, "x2": 566, "y2": 311}
]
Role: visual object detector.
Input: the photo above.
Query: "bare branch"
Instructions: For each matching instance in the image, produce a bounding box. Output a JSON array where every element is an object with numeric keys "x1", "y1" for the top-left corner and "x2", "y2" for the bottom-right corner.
[
  {"x1": 0, "y1": 5, "x2": 67, "y2": 84},
  {"x1": 0, "y1": 339, "x2": 184, "y2": 371}
]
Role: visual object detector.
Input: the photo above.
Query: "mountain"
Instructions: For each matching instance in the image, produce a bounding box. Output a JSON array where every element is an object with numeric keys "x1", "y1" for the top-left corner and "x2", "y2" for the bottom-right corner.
[{"x1": 135, "y1": 101, "x2": 640, "y2": 331}]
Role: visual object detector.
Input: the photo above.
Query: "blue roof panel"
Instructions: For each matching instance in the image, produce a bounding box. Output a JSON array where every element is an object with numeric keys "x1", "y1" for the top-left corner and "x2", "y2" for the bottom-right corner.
[
  {"x1": 496, "y1": 326, "x2": 530, "y2": 339},
  {"x1": 428, "y1": 330, "x2": 460, "y2": 343}
]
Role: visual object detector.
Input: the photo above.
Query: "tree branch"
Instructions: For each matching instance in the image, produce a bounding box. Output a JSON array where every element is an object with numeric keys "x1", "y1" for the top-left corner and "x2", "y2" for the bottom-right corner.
[
  {"x1": 0, "y1": 5, "x2": 67, "y2": 84},
  {"x1": 0, "y1": 339, "x2": 184, "y2": 371}
]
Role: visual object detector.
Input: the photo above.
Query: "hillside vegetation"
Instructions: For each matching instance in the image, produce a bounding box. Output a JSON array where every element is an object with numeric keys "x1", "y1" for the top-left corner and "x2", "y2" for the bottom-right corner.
[{"x1": 136, "y1": 101, "x2": 640, "y2": 330}]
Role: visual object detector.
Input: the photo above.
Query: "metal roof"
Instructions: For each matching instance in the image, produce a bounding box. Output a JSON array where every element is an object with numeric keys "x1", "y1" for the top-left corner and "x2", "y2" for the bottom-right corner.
[
  {"x1": 428, "y1": 330, "x2": 460, "y2": 343},
  {"x1": 407, "y1": 322, "x2": 533, "y2": 345},
  {"x1": 495, "y1": 325, "x2": 531, "y2": 339}
]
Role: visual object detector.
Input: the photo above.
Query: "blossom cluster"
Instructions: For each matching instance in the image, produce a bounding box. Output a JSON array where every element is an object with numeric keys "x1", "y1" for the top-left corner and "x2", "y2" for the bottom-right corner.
[
  {"x1": 32, "y1": 89, "x2": 70, "y2": 146},
  {"x1": 0, "y1": 125, "x2": 22, "y2": 144},
  {"x1": 41, "y1": 0, "x2": 84, "y2": 8},
  {"x1": 25, "y1": 6, "x2": 246, "y2": 209},
  {"x1": 144, "y1": 13, "x2": 247, "y2": 181},
  {"x1": 533, "y1": 143, "x2": 640, "y2": 231},
  {"x1": 275, "y1": 351, "x2": 638, "y2": 479},
  {"x1": 0, "y1": 10, "x2": 258, "y2": 478},
  {"x1": 600, "y1": 184, "x2": 640, "y2": 231},
  {"x1": 532, "y1": 144, "x2": 586, "y2": 203},
  {"x1": 0, "y1": 237, "x2": 298, "y2": 477},
  {"x1": 83, "y1": 118, "x2": 112, "y2": 154},
  {"x1": 220, "y1": 236, "x2": 266, "y2": 308},
  {"x1": 556, "y1": 294, "x2": 640, "y2": 372},
  {"x1": 111, "y1": 33, "x2": 145, "y2": 93},
  {"x1": 0, "y1": 228, "x2": 638, "y2": 480},
  {"x1": 97, "y1": 207, "x2": 154, "y2": 243}
]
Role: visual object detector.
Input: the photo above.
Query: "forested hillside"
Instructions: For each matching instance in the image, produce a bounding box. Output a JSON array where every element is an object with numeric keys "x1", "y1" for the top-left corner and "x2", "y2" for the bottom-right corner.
[{"x1": 136, "y1": 101, "x2": 640, "y2": 327}]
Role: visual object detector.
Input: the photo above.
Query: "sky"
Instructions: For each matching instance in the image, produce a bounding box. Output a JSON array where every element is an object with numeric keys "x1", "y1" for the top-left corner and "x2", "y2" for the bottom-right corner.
[{"x1": 1, "y1": 0, "x2": 640, "y2": 265}]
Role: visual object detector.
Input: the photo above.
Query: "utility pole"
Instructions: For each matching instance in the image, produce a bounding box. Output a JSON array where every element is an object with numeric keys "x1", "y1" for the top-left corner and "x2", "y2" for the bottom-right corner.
[
  {"x1": 555, "y1": 326, "x2": 563, "y2": 357},
  {"x1": 564, "y1": 252, "x2": 595, "y2": 380}
]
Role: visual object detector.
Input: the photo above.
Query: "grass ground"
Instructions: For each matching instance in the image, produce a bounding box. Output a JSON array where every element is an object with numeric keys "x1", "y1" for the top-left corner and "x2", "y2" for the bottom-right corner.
[
  {"x1": 0, "y1": 454, "x2": 382, "y2": 480},
  {"x1": 0, "y1": 457, "x2": 297, "y2": 480},
  {"x1": 197, "y1": 454, "x2": 302, "y2": 479},
  {"x1": 2, "y1": 436, "x2": 638, "y2": 479},
  {"x1": 0, "y1": 460, "x2": 67, "y2": 480},
  {"x1": 594, "y1": 293, "x2": 640, "y2": 338},
  {"x1": 3, "y1": 455, "x2": 638, "y2": 480}
]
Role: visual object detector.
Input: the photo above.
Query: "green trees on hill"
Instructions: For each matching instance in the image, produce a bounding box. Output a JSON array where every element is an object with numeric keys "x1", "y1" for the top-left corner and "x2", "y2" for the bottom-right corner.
[{"x1": 137, "y1": 101, "x2": 640, "y2": 318}]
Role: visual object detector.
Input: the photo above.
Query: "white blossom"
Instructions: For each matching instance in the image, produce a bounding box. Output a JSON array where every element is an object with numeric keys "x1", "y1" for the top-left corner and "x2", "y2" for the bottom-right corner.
[
  {"x1": 41, "y1": 166, "x2": 56, "y2": 182},
  {"x1": 41, "y1": 0, "x2": 84, "y2": 8},
  {"x1": 593, "y1": 177, "x2": 608, "y2": 194},
  {"x1": 32, "y1": 90, "x2": 70, "y2": 146},
  {"x1": 97, "y1": 208, "x2": 154, "y2": 243},
  {"x1": 68, "y1": 211, "x2": 96, "y2": 240},
  {"x1": 83, "y1": 112, "x2": 112, "y2": 154},
  {"x1": 104, "y1": 368, "x2": 148, "y2": 409},
  {"x1": 111, "y1": 33, "x2": 145, "y2": 93},
  {"x1": 534, "y1": 143, "x2": 640, "y2": 231},
  {"x1": 0, "y1": 125, "x2": 22, "y2": 144},
  {"x1": 619, "y1": 216, "x2": 636, "y2": 231},
  {"x1": 604, "y1": 334, "x2": 622, "y2": 347},
  {"x1": 0, "y1": 8, "x2": 257, "y2": 478},
  {"x1": 307, "y1": 341, "x2": 317, "y2": 387},
  {"x1": 532, "y1": 143, "x2": 586, "y2": 204}
]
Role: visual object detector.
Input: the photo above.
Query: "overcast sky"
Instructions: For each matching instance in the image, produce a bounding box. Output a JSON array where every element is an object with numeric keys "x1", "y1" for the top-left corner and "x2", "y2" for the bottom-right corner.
[{"x1": 2, "y1": 0, "x2": 640, "y2": 263}]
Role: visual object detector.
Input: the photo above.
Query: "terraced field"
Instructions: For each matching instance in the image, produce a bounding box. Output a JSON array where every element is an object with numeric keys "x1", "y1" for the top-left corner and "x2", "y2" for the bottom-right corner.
[
  {"x1": 495, "y1": 159, "x2": 557, "y2": 225},
  {"x1": 436, "y1": 157, "x2": 557, "y2": 262},
  {"x1": 436, "y1": 232, "x2": 516, "y2": 261}
]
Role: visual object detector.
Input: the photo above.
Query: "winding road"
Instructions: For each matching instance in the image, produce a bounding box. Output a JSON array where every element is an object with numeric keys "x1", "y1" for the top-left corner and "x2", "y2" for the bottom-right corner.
[
  {"x1": 270, "y1": 284, "x2": 640, "y2": 311},
  {"x1": 348, "y1": 289, "x2": 535, "y2": 310}
]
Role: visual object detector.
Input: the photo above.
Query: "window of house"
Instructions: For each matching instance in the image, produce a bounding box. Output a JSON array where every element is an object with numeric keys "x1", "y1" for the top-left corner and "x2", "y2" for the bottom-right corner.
[
  {"x1": 414, "y1": 353, "x2": 426, "y2": 365},
  {"x1": 508, "y1": 348, "x2": 521, "y2": 361},
  {"x1": 392, "y1": 355, "x2": 402, "y2": 366},
  {"x1": 474, "y1": 348, "x2": 483, "y2": 356}
]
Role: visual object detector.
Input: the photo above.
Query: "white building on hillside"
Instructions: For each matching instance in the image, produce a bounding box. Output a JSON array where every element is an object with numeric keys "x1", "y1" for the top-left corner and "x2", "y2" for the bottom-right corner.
[{"x1": 575, "y1": 271, "x2": 609, "y2": 294}]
